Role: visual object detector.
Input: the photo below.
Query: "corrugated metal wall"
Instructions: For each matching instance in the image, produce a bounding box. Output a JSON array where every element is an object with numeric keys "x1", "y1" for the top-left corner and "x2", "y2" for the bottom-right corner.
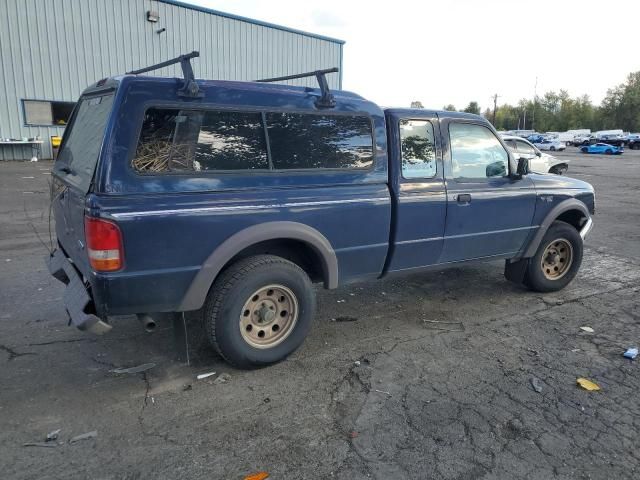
[{"x1": 0, "y1": 0, "x2": 344, "y2": 160}]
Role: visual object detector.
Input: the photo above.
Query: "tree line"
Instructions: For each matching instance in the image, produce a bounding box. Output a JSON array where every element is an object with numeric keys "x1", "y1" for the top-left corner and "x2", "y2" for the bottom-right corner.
[{"x1": 430, "y1": 71, "x2": 640, "y2": 133}]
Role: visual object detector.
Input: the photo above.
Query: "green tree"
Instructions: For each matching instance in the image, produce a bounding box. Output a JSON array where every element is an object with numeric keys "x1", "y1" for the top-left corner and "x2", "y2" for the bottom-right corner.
[
  {"x1": 442, "y1": 104, "x2": 456, "y2": 111},
  {"x1": 463, "y1": 101, "x2": 481, "y2": 115}
]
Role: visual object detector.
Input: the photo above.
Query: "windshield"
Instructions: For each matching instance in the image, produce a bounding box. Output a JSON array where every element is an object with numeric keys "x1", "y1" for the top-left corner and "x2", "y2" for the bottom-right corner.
[{"x1": 54, "y1": 93, "x2": 114, "y2": 192}]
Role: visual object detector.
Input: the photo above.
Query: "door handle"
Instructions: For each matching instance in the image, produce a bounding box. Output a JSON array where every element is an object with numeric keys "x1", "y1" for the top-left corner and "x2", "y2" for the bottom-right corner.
[{"x1": 457, "y1": 193, "x2": 472, "y2": 204}]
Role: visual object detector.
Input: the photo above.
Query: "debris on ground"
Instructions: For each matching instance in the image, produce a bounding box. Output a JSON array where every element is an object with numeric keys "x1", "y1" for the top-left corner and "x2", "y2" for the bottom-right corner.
[
  {"x1": 263, "y1": 397, "x2": 271, "y2": 404},
  {"x1": 23, "y1": 442, "x2": 57, "y2": 448},
  {"x1": 571, "y1": 348, "x2": 581, "y2": 353},
  {"x1": 579, "y1": 326, "x2": 594, "y2": 333},
  {"x1": 213, "y1": 373, "x2": 231, "y2": 385},
  {"x1": 110, "y1": 363, "x2": 156, "y2": 374},
  {"x1": 374, "y1": 389, "x2": 392, "y2": 396},
  {"x1": 336, "y1": 299, "x2": 346, "y2": 303},
  {"x1": 69, "y1": 430, "x2": 98, "y2": 444},
  {"x1": 349, "y1": 431, "x2": 359, "y2": 439},
  {"x1": 623, "y1": 347, "x2": 638, "y2": 360},
  {"x1": 196, "y1": 371, "x2": 216, "y2": 380},
  {"x1": 530, "y1": 377, "x2": 543, "y2": 393},
  {"x1": 335, "y1": 316, "x2": 358, "y2": 322},
  {"x1": 46, "y1": 429, "x2": 61, "y2": 442},
  {"x1": 243, "y1": 472, "x2": 269, "y2": 480},
  {"x1": 354, "y1": 360, "x2": 361, "y2": 366},
  {"x1": 182, "y1": 384, "x2": 192, "y2": 391},
  {"x1": 577, "y1": 378, "x2": 601, "y2": 391},
  {"x1": 422, "y1": 319, "x2": 465, "y2": 332}
]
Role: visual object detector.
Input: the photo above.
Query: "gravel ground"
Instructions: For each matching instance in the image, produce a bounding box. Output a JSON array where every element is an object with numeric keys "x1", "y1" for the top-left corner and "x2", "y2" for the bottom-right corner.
[{"x1": 0, "y1": 149, "x2": 638, "y2": 479}]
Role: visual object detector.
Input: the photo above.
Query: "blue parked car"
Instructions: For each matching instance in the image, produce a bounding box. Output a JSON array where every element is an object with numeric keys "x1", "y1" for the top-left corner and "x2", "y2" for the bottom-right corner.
[
  {"x1": 47, "y1": 52, "x2": 595, "y2": 368},
  {"x1": 580, "y1": 143, "x2": 623, "y2": 154}
]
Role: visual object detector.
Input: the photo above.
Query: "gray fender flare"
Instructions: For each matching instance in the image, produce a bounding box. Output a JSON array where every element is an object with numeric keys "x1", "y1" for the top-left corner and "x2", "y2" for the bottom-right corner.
[
  {"x1": 521, "y1": 198, "x2": 590, "y2": 258},
  {"x1": 179, "y1": 221, "x2": 338, "y2": 311}
]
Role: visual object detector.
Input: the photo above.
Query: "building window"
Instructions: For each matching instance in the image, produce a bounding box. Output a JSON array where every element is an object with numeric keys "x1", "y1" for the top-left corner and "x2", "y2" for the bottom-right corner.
[
  {"x1": 266, "y1": 113, "x2": 374, "y2": 170},
  {"x1": 23, "y1": 100, "x2": 75, "y2": 126}
]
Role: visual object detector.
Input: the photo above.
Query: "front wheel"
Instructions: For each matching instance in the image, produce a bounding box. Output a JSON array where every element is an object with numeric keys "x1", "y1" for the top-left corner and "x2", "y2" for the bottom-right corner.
[
  {"x1": 203, "y1": 255, "x2": 316, "y2": 369},
  {"x1": 549, "y1": 163, "x2": 568, "y2": 175},
  {"x1": 550, "y1": 146, "x2": 556, "y2": 151},
  {"x1": 524, "y1": 221, "x2": 583, "y2": 292},
  {"x1": 580, "y1": 147, "x2": 588, "y2": 153}
]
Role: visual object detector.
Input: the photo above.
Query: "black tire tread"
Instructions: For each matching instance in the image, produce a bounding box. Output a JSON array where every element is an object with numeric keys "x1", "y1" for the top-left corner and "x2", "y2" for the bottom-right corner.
[
  {"x1": 523, "y1": 220, "x2": 583, "y2": 293},
  {"x1": 203, "y1": 254, "x2": 308, "y2": 367}
]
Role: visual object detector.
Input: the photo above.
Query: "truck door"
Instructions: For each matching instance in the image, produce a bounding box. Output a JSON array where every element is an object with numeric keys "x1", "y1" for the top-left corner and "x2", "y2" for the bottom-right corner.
[
  {"x1": 440, "y1": 118, "x2": 536, "y2": 262},
  {"x1": 385, "y1": 113, "x2": 447, "y2": 272}
]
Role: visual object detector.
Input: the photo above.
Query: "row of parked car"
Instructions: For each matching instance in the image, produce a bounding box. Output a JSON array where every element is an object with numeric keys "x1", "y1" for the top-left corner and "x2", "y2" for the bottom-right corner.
[
  {"x1": 505, "y1": 132, "x2": 632, "y2": 157},
  {"x1": 571, "y1": 133, "x2": 640, "y2": 148}
]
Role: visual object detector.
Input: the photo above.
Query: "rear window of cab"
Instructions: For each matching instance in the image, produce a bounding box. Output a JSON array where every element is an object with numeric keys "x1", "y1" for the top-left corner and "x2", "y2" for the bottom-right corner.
[{"x1": 132, "y1": 108, "x2": 375, "y2": 173}]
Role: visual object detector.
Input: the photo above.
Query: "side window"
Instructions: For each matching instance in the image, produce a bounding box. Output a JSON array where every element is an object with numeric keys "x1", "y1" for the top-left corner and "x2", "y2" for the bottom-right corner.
[
  {"x1": 515, "y1": 140, "x2": 536, "y2": 156},
  {"x1": 266, "y1": 113, "x2": 373, "y2": 170},
  {"x1": 504, "y1": 139, "x2": 518, "y2": 150},
  {"x1": 399, "y1": 119, "x2": 436, "y2": 179},
  {"x1": 132, "y1": 108, "x2": 268, "y2": 172},
  {"x1": 449, "y1": 123, "x2": 509, "y2": 180}
]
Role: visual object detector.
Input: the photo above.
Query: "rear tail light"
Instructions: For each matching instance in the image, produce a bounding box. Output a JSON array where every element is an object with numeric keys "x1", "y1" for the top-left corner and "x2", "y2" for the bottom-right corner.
[{"x1": 85, "y1": 217, "x2": 124, "y2": 272}]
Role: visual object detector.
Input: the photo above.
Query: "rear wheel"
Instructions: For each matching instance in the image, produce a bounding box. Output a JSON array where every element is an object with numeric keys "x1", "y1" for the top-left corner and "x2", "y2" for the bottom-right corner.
[
  {"x1": 605, "y1": 149, "x2": 613, "y2": 155},
  {"x1": 550, "y1": 146, "x2": 556, "y2": 151},
  {"x1": 203, "y1": 255, "x2": 316, "y2": 368},
  {"x1": 580, "y1": 147, "x2": 588, "y2": 153},
  {"x1": 523, "y1": 221, "x2": 583, "y2": 292}
]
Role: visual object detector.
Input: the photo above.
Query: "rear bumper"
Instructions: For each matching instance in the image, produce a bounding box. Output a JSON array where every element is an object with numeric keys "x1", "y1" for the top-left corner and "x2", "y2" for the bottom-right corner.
[{"x1": 47, "y1": 249, "x2": 112, "y2": 335}]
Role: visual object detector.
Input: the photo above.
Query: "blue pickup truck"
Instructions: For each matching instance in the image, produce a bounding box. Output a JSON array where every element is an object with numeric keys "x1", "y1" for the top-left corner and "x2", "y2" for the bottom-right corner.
[{"x1": 48, "y1": 53, "x2": 595, "y2": 368}]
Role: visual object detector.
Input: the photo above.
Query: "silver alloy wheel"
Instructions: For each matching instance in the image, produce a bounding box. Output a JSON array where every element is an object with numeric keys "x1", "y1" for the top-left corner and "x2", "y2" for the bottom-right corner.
[
  {"x1": 239, "y1": 284, "x2": 298, "y2": 349},
  {"x1": 540, "y1": 238, "x2": 573, "y2": 280}
]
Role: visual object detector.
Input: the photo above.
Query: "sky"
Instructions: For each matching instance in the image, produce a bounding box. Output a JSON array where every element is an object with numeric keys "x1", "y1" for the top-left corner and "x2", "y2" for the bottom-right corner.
[{"x1": 188, "y1": 0, "x2": 639, "y2": 111}]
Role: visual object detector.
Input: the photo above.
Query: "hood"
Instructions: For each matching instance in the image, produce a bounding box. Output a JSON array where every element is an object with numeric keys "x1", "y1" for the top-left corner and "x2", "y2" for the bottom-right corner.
[{"x1": 528, "y1": 173, "x2": 594, "y2": 192}]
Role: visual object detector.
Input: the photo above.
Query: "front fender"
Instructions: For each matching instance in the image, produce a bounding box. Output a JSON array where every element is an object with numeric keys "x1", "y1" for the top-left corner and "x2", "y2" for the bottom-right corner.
[
  {"x1": 178, "y1": 221, "x2": 338, "y2": 311},
  {"x1": 521, "y1": 198, "x2": 590, "y2": 258}
]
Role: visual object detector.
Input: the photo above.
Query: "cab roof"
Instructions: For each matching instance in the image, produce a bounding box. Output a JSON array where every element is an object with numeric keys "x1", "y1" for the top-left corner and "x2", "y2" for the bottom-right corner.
[{"x1": 383, "y1": 108, "x2": 486, "y2": 121}]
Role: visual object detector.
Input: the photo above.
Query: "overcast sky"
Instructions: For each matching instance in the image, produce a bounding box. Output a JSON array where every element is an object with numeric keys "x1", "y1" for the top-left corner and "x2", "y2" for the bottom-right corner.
[{"x1": 189, "y1": 0, "x2": 639, "y2": 111}]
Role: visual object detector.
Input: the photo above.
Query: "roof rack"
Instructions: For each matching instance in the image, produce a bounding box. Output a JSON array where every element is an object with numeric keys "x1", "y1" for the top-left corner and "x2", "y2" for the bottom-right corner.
[
  {"x1": 127, "y1": 51, "x2": 203, "y2": 98},
  {"x1": 255, "y1": 67, "x2": 339, "y2": 108}
]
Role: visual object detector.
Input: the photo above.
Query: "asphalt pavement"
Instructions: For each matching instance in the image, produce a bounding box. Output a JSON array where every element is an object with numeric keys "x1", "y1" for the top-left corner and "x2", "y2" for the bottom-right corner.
[{"x1": 0, "y1": 149, "x2": 638, "y2": 479}]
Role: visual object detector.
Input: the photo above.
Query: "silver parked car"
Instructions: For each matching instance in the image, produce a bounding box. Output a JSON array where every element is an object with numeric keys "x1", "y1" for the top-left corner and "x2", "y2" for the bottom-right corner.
[
  {"x1": 502, "y1": 135, "x2": 569, "y2": 174},
  {"x1": 536, "y1": 138, "x2": 566, "y2": 151}
]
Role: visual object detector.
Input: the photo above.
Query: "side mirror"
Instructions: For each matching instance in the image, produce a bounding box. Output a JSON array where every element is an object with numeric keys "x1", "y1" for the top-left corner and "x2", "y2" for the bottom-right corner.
[
  {"x1": 516, "y1": 157, "x2": 529, "y2": 176},
  {"x1": 536, "y1": 151, "x2": 542, "y2": 157}
]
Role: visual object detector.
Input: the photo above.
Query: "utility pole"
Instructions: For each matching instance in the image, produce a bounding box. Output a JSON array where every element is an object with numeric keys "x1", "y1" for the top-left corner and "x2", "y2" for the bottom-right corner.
[
  {"x1": 532, "y1": 76, "x2": 538, "y2": 131},
  {"x1": 491, "y1": 93, "x2": 500, "y2": 125}
]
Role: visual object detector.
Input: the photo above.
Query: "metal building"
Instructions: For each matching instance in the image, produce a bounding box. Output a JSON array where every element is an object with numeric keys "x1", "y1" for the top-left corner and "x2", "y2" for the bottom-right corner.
[{"x1": 0, "y1": 0, "x2": 344, "y2": 160}]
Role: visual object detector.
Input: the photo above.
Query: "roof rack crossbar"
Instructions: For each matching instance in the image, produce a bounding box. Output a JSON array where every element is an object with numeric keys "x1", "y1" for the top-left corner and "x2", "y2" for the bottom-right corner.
[
  {"x1": 255, "y1": 67, "x2": 339, "y2": 108},
  {"x1": 127, "y1": 51, "x2": 203, "y2": 98}
]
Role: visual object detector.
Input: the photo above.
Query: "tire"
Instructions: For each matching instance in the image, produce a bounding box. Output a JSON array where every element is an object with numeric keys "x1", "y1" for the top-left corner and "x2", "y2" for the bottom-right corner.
[
  {"x1": 523, "y1": 221, "x2": 583, "y2": 293},
  {"x1": 203, "y1": 255, "x2": 316, "y2": 369},
  {"x1": 605, "y1": 149, "x2": 613, "y2": 155},
  {"x1": 580, "y1": 147, "x2": 588, "y2": 153},
  {"x1": 550, "y1": 146, "x2": 556, "y2": 151}
]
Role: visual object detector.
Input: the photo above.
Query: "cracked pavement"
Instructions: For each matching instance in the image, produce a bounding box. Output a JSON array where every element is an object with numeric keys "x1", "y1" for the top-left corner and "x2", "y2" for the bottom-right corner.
[{"x1": 0, "y1": 151, "x2": 639, "y2": 479}]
